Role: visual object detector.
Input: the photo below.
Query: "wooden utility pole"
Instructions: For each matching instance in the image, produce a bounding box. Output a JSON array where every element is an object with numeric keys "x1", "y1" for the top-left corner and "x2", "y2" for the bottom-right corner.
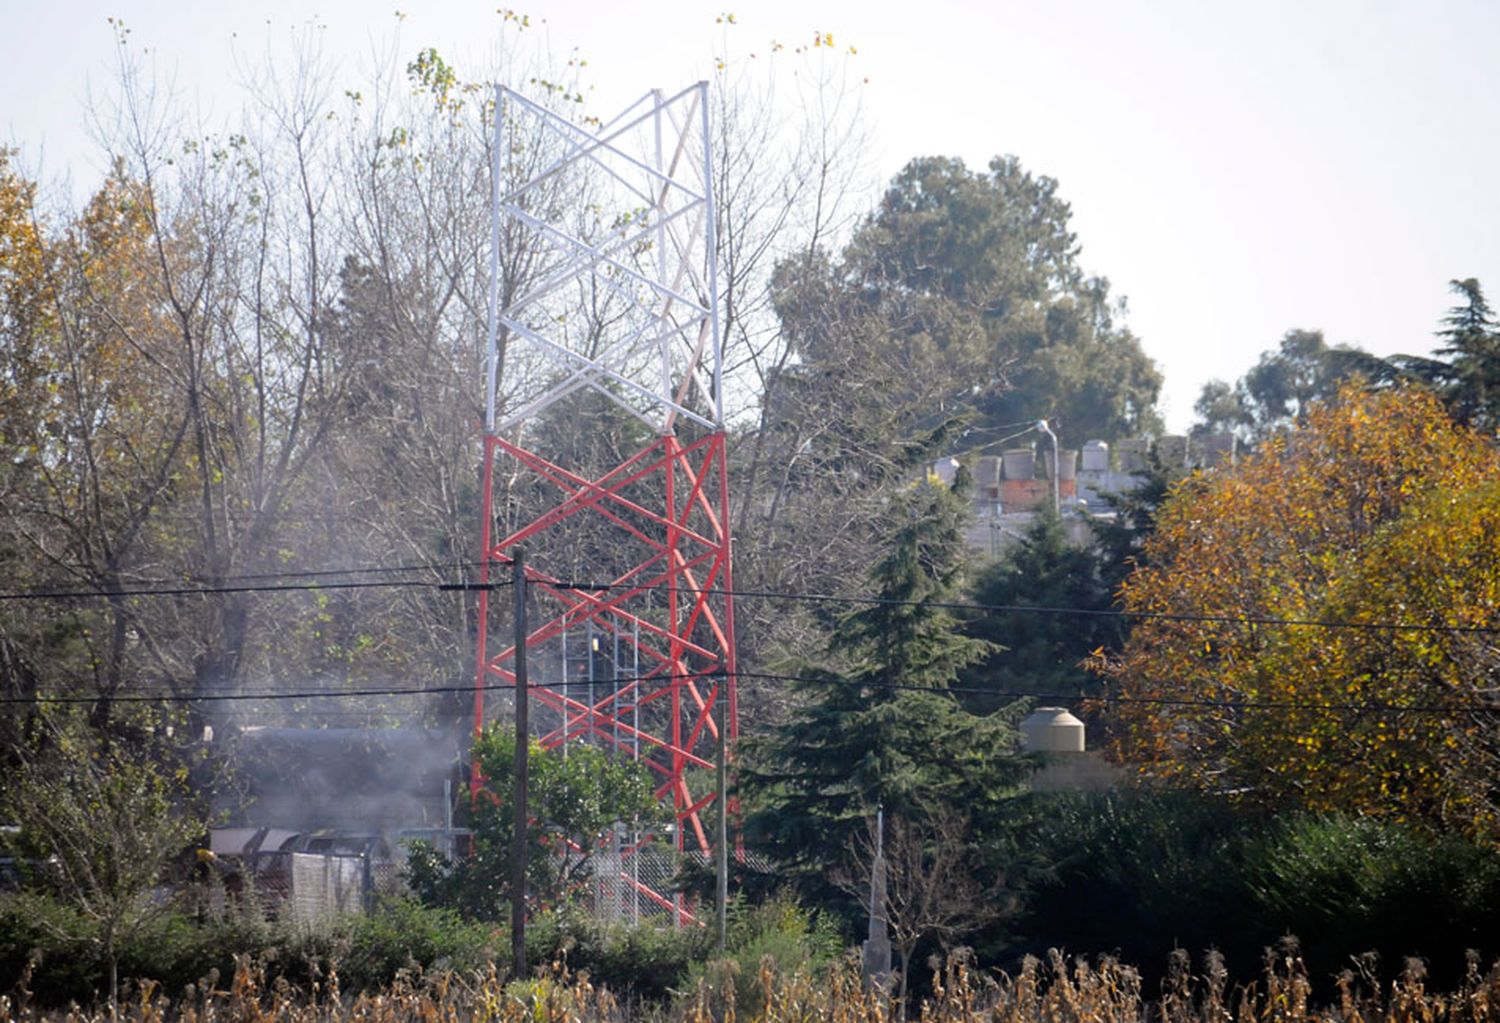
[{"x1": 511, "y1": 550, "x2": 528, "y2": 979}]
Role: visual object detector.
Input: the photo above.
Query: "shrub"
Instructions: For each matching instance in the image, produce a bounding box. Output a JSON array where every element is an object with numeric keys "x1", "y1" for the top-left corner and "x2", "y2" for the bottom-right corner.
[
  {"x1": 0, "y1": 891, "x2": 102, "y2": 1003},
  {"x1": 1246, "y1": 813, "x2": 1500, "y2": 988},
  {"x1": 0, "y1": 891, "x2": 502, "y2": 1005},
  {"x1": 527, "y1": 907, "x2": 709, "y2": 1001},
  {"x1": 333, "y1": 896, "x2": 502, "y2": 990},
  {"x1": 994, "y1": 793, "x2": 1500, "y2": 993},
  {"x1": 678, "y1": 895, "x2": 843, "y2": 1019},
  {"x1": 997, "y1": 790, "x2": 1259, "y2": 976}
]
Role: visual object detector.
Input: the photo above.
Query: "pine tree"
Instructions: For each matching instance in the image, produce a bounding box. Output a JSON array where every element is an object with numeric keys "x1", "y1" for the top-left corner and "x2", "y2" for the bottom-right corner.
[
  {"x1": 1435, "y1": 278, "x2": 1500, "y2": 432},
  {"x1": 741, "y1": 476, "x2": 1031, "y2": 887},
  {"x1": 961, "y1": 509, "x2": 1122, "y2": 710},
  {"x1": 1369, "y1": 278, "x2": 1500, "y2": 434}
]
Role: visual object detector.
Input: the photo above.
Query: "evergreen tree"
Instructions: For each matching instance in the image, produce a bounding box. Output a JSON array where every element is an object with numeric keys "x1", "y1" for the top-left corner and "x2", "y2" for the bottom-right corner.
[
  {"x1": 1191, "y1": 329, "x2": 1372, "y2": 444},
  {"x1": 1088, "y1": 448, "x2": 1192, "y2": 595},
  {"x1": 740, "y1": 477, "x2": 1031, "y2": 892},
  {"x1": 779, "y1": 155, "x2": 1163, "y2": 448},
  {"x1": 1363, "y1": 278, "x2": 1500, "y2": 434},
  {"x1": 1434, "y1": 278, "x2": 1500, "y2": 432},
  {"x1": 960, "y1": 510, "x2": 1122, "y2": 710}
]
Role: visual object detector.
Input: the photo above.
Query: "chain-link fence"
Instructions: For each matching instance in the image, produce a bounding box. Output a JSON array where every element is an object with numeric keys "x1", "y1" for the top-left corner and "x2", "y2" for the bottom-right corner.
[{"x1": 585, "y1": 843, "x2": 775, "y2": 925}]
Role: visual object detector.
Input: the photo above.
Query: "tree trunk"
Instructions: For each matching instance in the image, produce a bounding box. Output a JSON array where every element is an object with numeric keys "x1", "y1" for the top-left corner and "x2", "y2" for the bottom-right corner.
[
  {"x1": 108, "y1": 952, "x2": 119, "y2": 1021},
  {"x1": 896, "y1": 945, "x2": 912, "y2": 1023}
]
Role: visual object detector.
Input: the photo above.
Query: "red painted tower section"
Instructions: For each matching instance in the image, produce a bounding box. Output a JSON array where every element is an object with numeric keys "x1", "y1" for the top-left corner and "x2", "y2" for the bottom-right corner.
[{"x1": 473, "y1": 83, "x2": 735, "y2": 866}]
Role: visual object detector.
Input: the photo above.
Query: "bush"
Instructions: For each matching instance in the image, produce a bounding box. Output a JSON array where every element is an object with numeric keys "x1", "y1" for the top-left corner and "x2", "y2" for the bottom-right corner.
[
  {"x1": 0, "y1": 891, "x2": 505, "y2": 1005},
  {"x1": 991, "y1": 792, "x2": 1500, "y2": 993},
  {"x1": 678, "y1": 895, "x2": 843, "y2": 1019},
  {"x1": 119, "y1": 905, "x2": 278, "y2": 993},
  {"x1": 330, "y1": 896, "x2": 504, "y2": 990},
  {"x1": 1246, "y1": 813, "x2": 1500, "y2": 989},
  {"x1": 526, "y1": 907, "x2": 709, "y2": 1001},
  {"x1": 997, "y1": 789, "x2": 1258, "y2": 977},
  {"x1": 0, "y1": 891, "x2": 103, "y2": 1003}
]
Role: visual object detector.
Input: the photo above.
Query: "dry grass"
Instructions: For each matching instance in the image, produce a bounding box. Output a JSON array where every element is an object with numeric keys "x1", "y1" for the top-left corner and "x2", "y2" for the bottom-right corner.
[{"x1": 6, "y1": 943, "x2": 1500, "y2": 1023}]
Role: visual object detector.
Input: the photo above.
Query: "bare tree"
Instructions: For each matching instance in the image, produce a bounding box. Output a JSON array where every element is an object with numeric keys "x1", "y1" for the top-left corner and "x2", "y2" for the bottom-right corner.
[
  {"x1": 841, "y1": 809, "x2": 1006, "y2": 1018},
  {"x1": 705, "y1": 29, "x2": 892, "y2": 678},
  {"x1": 2, "y1": 15, "x2": 892, "y2": 734}
]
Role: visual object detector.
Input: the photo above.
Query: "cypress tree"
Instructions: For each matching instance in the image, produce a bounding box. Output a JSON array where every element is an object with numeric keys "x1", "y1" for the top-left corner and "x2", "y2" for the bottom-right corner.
[{"x1": 741, "y1": 475, "x2": 1031, "y2": 889}]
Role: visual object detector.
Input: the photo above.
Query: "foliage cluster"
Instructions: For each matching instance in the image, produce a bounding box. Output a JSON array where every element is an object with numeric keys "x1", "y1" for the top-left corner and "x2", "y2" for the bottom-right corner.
[
  {"x1": 1101, "y1": 383, "x2": 1500, "y2": 835},
  {"x1": 0, "y1": 893, "x2": 497, "y2": 1005},
  {"x1": 1192, "y1": 329, "x2": 1372, "y2": 443},
  {"x1": 740, "y1": 478, "x2": 1032, "y2": 929},
  {"x1": 776, "y1": 155, "x2": 1163, "y2": 449},
  {"x1": 1001, "y1": 791, "x2": 1500, "y2": 993},
  {"x1": 677, "y1": 895, "x2": 844, "y2": 1017},
  {"x1": 960, "y1": 509, "x2": 1124, "y2": 706},
  {"x1": 1380, "y1": 279, "x2": 1500, "y2": 434},
  {"x1": 0, "y1": 891, "x2": 838, "y2": 1012},
  {"x1": 0, "y1": 707, "x2": 208, "y2": 1008},
  {"x1": 405, "y1": 731, "x2": 661, "y2": 921},
  {"x1": 1194, "y1": 281, "x2": 1500, "y2": 445}
]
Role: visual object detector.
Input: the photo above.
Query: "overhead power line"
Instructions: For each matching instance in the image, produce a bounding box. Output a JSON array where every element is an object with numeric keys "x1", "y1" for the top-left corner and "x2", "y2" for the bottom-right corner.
[
  {"x1": 1, "y1": 563, "x2": 1496, "y2": 634},
  {"x1": 0, "y1": 578, "x2": 458, "y2": 601},
  {"x1": 3, "y1": 670, "x2": 1497, "y2": 717}
]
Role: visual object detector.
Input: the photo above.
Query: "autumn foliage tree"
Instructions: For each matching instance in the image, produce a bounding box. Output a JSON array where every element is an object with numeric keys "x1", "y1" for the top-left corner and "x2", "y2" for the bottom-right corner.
[{"x1": 1098, "y1": 383, "x2": 1500, "y2": 837}]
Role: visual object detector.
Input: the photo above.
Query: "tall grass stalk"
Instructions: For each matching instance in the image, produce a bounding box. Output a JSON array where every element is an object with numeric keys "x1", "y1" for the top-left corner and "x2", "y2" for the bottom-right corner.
[{"x1": 7, "y1": 943, "x2": 1500, "y2": 1023}]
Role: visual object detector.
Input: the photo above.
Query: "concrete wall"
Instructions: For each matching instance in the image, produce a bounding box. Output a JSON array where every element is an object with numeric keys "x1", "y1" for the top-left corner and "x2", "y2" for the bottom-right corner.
[{"x1": 1029, "y1": 752, "x2": 1125, "y2": 793}]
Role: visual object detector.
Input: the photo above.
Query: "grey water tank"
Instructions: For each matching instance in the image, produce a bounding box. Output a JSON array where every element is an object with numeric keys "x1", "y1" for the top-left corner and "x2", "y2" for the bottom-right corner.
[
  {"x1": 974, "y1": 455, "x2": 1002, "y2": 489},
  {"x1": 1002, "y1": 448, "x2": 1035, "y2": 480},
  {"x1": 1115, "y1": 438, "x2": 1150, "y2": 472},
  {"x1": 1080, "y1": 440, "x2": 1110, "y2": 472},
  {"x1": 1020, "y1": 707, "x2": 1086, "y2": 753},
  {"x1": 1156, "y1": 435, "x2": 1188, "y2": 467}
]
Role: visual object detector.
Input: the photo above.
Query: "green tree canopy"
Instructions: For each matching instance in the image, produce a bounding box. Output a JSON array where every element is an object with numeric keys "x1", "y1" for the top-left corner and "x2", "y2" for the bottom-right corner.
[
  {"x1": 1422, "y1": 278, "x2": 1500, "y2": 433},
  {"x1": 777, "y1": 155, "x2": 1162, "y2": 448},
  {"x1": 740, "y1": 477, "x2": 1032, "y2": 887},
  {"x1": 3, "y1": 709, "x2": 205, "y2": 1009},
  {"x1": 1192, "y1": 329, "x2": 1371, "y2": 443},
  {"x1": 407, "y1": 731, "x2": 660, "y2": 921},
  {"x1": 960, "y1": 510, "x2": 1123, "y2": 710}
]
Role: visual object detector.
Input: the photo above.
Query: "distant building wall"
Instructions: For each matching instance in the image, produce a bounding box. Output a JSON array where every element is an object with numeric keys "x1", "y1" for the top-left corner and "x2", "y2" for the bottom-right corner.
[
  {"x1": 957, "y1": 433, "x2": 1237, "y2": 558},
  {"x1": 1028, "y1": 753, "x2": 1125, "y2": 793}
]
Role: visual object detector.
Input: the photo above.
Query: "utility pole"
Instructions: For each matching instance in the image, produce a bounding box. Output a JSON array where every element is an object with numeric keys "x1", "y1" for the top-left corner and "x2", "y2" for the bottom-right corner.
[
  {"x1": 861, "y1": 807, "x2": 891, "y2": 987},
  {"x1": 1036, "y1": 419, "x2": 1060, "y2": 516},
  {"x1": 511, "y1": 549, "x2": 528, "y2": 979},
  {"x1": 716, "y1": 682, "x2": 729, "y2": 950}
]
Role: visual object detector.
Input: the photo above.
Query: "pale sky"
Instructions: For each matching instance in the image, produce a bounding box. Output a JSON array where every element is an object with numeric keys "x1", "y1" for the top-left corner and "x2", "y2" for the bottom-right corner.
[{"x1": 4, "y1": 0, "x2": 1498, "y2": 431}]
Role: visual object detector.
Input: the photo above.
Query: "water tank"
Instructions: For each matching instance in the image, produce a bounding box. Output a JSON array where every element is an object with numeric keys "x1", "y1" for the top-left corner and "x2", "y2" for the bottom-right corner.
[
  {"x1": 1200, "y1": 432, "x2": 1237, "y2": 468},
  {"x1": 974, "y1": 455, "x2": 1002, "y2": 489},
  {"x1": 1002, "y1": 448, "x2": 1035, "y2": 480},
  {"x1": 1156, "y1": 435, "x2": 1188, "y2": 467},
  {"x1": 1115, "y1": 438, "x2": 1150, "y2": 472},
  {"x1": 1080, "y1": 440, "x2": 1110, "y2": 472},
  {"x1": 1021, "y1": 707, "x2": 1086, "y2": 753},
  {"x1": 1046, "y1": 449, "x2": 1078, "y2": 481}
]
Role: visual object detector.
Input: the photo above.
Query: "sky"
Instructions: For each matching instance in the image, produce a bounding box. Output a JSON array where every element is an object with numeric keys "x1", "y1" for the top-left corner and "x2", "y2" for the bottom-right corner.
[{"x1": 4, "y1": 0, "x2": 1498, "y2": 432}]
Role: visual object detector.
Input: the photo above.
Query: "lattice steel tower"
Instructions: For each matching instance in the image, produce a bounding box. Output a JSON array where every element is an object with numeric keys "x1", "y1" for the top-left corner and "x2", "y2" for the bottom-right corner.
[{"x1": 472, "y1": 83, "x2": 736, "y2": 862}]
